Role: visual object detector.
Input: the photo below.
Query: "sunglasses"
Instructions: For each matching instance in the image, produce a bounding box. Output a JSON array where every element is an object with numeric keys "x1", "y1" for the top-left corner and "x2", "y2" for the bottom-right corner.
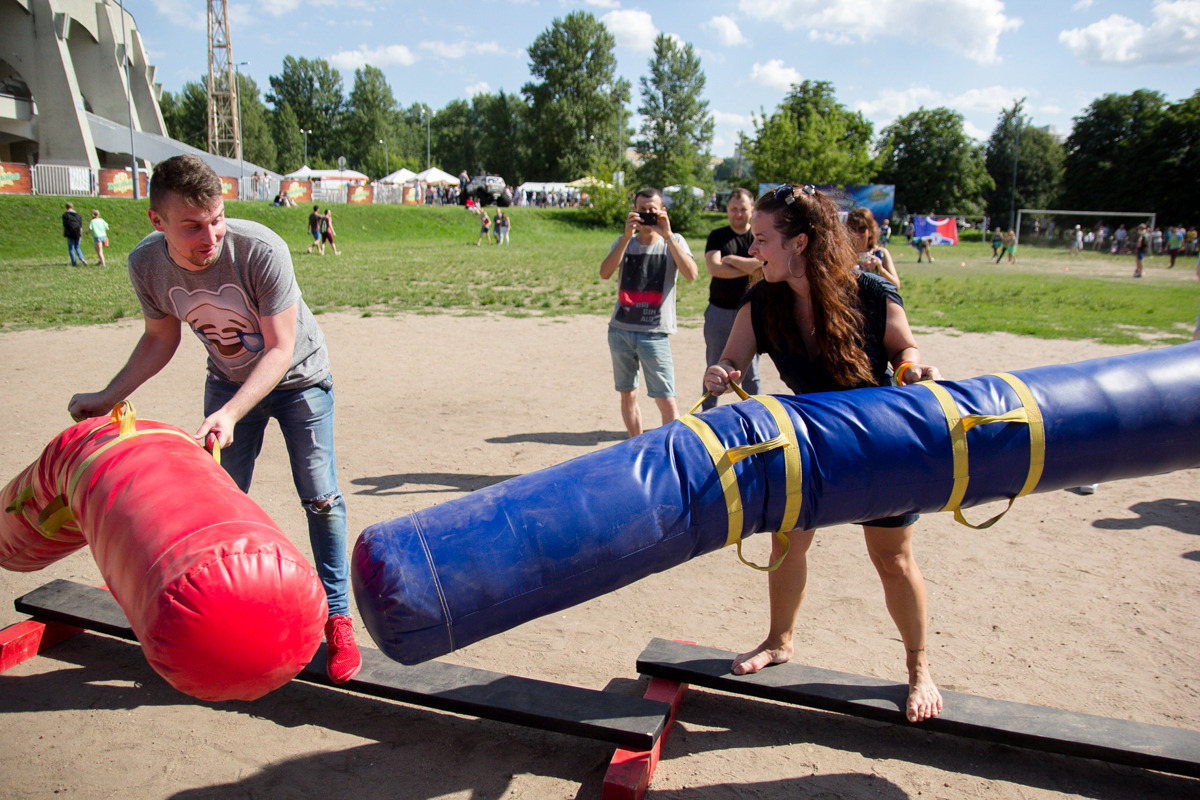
[{"x1": 770, "y1": 184, "x2": 816, "y2": 205}]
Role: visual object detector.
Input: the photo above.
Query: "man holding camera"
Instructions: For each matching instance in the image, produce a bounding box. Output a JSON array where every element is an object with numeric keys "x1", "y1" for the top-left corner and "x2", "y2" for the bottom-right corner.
[{"x1": 600, "y1": 187, "x2": 698, "y2": 438}]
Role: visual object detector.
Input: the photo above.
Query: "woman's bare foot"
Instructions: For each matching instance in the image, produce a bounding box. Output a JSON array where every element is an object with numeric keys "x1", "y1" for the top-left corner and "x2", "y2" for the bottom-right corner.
[
  {"x1": 731, "y1": 640, "x2": 793, "y2": 675},
  {"x1": 907, "y1": 664, "x2": 943, "y2": 722}
]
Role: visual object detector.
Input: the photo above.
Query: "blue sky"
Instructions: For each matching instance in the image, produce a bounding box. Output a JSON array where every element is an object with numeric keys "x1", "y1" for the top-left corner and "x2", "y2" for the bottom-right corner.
[{"x1": 131, "y1": 0, "x2": 1200, "y2": 157}]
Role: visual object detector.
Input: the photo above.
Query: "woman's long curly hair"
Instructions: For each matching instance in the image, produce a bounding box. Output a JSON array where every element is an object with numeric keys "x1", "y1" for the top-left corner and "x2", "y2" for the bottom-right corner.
[{"x1": 755, "y1": 185, "x2": 874, "y2": 388}]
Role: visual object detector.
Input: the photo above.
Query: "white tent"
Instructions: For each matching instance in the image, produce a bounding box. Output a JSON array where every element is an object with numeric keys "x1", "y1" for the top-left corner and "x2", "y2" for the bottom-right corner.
[
  {"x1": 380, "y1": 167, "x2": 417, "y2": 184},
  {"x1": 662, "y1": 184, "x2": 708, "y2": 208},
  {"x1": 415, "y1": 167, "x2": 460, "y2": 185},
  {"x1": 284, "y1": 165, "x2": 314, "y2": 178}
]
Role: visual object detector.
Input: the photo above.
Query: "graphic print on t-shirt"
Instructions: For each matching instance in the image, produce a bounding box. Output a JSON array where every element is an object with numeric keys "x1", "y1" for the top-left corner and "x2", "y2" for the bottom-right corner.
[
  {"x1": 615, "y1": 251, "x2": 669, "y2": 328},
  {"x1": 169, "y1": 284, "x2": 265, "y2": 369}
]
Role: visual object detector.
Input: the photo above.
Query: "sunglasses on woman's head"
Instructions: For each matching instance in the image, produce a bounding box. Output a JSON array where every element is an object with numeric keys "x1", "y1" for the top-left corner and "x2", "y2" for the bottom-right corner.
[{"x1": 770, "y1": 184, "x2": 816, "y2": 205}]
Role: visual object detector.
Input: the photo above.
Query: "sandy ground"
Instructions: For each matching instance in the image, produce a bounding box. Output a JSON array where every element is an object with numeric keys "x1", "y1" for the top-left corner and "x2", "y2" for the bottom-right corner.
[{"x1": 1, "y1": 312, "x2": 1198, "y2": 800}]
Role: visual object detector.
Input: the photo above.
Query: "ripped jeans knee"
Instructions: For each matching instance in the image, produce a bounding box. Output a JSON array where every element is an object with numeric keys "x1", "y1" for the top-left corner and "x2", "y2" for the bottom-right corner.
[{"x1": 302, "y1": 491, "x2": 343, "y2": 515}]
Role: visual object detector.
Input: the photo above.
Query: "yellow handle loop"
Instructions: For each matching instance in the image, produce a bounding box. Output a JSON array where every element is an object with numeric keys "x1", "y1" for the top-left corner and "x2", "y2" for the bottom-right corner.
[
  {"x1": 679, "y1": 380, "x2": 804, "y2": 572},
  {"x1": 688, "y1": 377, "x2": 752, "y2": 415},
  {"x1": 919, "y1": 374, "x2": 1045, "y2": 530}
]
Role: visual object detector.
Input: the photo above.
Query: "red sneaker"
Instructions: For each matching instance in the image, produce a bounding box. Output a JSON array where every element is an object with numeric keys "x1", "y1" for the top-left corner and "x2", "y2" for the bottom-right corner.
[{"x1": 324, "y1": 615, "x2": 362, "y2": 684}]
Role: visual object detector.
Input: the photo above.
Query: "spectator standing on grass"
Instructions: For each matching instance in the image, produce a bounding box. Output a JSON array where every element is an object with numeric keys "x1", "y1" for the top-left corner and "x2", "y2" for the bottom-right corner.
[
  {"x1": 67, "y1": 155, "x2": 361, "y2": 685},
  {"x1": 1114, "y1": 224, "x2": 1127, "y2": 254},
  {"x1": 62, "y1": 202, "x2": 86, "y2": 266},
  {"x1": 880, "y1": 219, "x2": 892, "y2": 246},
  {"x1": 1194, "y1": 249, "x2": 1200, "y2": 341},
  {"x1": 495, "y1": 210, "x2": 511, "y2": 245},
  {"x1": 700, "y1": 187, "x2": 760, "y2": 412},
  {"x1": 1134, "y1": 224, "x2": 1149, "y2": 278},
  {"x1": 476, "y1": 209, "x2": 494, "y2": 246},
  {"x1": 600, "y1": 187, "x2": 698, "y2": 438},
  {"x1": 89, "y1": 209, "x2": 110, "y2": 267},
  {"x1": 990, "y1": 227, "x2": 1003, "y2": 258},
  {"x1": 1185, "y1": 225, "x2": 1197, "y2": 256},
  {"x1": 1000, "y1": 229, "x2": 1017, "y2": 264},
  {"x1": 306, "y1": 205, "x2": 324, "y2": 255},
  {"x1": 321, "y1": 209, "x2": 341, "y2": 256},
  {"x1": 1070, "y1": 224, "x2": 1083, "y2": 256},
  {"x1": 1167, "y1": 225, "x2": 1184, "y2": 268}
]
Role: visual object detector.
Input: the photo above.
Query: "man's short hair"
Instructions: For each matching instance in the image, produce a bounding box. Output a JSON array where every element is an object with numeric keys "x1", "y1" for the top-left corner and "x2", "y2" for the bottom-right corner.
[
  {"x1": 633, "y1": 186, "x2": 661, "y2": 204},
  {"x1": 728, "y1": 187, "x2": 753, "y2": 204},
  {"x1": 149, "y1": 155, "x2": 223, "y2": 212},
  {"x1": 65, "y1": 202, "x2": 74, "y2": 210}
]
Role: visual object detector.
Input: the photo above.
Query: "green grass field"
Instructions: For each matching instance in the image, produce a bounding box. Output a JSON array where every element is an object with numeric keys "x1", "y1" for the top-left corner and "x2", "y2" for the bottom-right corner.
[{"x1": 2, "y1": 195, "x2": 1196, "y2": 345}]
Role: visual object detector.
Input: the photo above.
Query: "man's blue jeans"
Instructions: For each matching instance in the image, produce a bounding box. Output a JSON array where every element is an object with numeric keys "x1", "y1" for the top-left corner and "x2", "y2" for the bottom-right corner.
[
  {"x1": 204, "y1": 374, "x2": 349, "y2": 617},
  {"x1": 67, "y1": 237, "x2": 84, "y2": 265}
]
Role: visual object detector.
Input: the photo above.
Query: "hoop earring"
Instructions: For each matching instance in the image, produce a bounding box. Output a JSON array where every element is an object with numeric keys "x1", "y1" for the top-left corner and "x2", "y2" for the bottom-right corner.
[{"x1": 786, "y1": 253, "x2": 803, "y2": 278}]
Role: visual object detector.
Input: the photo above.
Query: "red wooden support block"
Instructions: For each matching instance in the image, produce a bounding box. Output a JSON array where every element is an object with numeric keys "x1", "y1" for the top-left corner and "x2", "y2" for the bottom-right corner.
[
  {"x1": 602, "y1": 676, "x2": 689, "y2": 800},
  {"x1": 0, "y1": 618, "x2": 83, "y2": 674}
]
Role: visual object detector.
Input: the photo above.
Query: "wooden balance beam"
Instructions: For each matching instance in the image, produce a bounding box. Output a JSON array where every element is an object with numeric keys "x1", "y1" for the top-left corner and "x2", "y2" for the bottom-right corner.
[
  {"x1": 635, "y1": 637, "x2": 1200, "y2": 778},
  {"x1": 5, "y1": 579, "x2": 672, "y2": 751}
]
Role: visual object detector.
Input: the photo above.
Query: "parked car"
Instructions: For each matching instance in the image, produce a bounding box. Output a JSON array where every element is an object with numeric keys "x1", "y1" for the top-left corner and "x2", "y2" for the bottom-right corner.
[{"x1": 461, "y1": 174, "x2": 510, "y2": 206}]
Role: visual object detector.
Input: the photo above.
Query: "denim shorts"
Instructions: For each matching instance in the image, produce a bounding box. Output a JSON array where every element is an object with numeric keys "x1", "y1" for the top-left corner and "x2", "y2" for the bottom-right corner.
[{"x1": 608, "y1": 327, "x2": 675, "y2": 398}]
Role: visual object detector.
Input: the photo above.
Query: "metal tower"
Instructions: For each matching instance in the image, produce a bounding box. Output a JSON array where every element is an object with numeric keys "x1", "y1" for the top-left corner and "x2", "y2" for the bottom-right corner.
[{"x1": 206, "y1": 0, "x2": 239, "y2": 158}]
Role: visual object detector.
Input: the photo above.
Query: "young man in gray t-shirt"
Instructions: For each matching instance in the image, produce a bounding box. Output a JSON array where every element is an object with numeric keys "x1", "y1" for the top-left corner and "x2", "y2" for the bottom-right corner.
[
  {"x1": 68, "y1": 155, "x2": 361, "y2": 685},
  {"x1": 599, "y1": 187, "x2": 698, "y2": 437}
]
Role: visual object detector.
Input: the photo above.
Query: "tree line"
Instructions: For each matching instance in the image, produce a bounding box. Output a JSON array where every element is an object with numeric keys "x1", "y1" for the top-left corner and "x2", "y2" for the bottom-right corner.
[{"x1": 159, "y1": 10, "x2": 1197, "y2": 225}]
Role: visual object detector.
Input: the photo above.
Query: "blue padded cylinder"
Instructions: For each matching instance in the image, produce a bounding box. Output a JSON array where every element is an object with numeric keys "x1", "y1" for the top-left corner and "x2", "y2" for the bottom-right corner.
[{"x1": 353, "y1": 343, "x2": 1200, "y2": 664}]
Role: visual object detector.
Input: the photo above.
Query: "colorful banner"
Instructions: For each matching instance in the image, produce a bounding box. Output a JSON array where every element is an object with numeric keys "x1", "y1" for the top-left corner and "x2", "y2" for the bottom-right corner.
[
  {"x1": 0, "y1": 162, "x2": 32, "y2": 194},
  {"x1": 348, "y1": 184, "x2": 373, "y2": 204},
  {"x1": 912, "y1": 215, "x2": 959, "y2": 246},
  {"x1": 401, "y1": 184, "x2": 420, "y2": 204},
  {"x1": 98, "y1": 168, "x2": 148, "y2": 198},
  {"x1": 757, "y1": 183, "x2": 895, "y2": 225},
  {"x1": 280, "y1": 179, "x2": 311, "y2": 204},
  {"x1": 219, "y1": 177, "x2": 239, "y2": 200}
]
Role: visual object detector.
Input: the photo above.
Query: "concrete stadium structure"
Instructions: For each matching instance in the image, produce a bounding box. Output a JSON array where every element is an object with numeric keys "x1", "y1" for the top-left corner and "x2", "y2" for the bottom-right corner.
[{"x1": 0, "y1": 0, "x2": 277, "y2": 182}]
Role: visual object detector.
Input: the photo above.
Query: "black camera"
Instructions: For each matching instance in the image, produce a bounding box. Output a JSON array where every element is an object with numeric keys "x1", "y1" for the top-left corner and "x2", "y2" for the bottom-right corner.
[{"x1": 638, "y1": 211, "x2": 659, "y2": 226}]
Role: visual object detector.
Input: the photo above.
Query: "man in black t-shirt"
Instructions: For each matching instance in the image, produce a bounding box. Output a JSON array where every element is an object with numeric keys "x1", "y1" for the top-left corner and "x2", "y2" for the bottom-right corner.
[
  {"x1": 700, "y1": 187, "x2": 760, "y2": 410},
  {"x1": 62, "y1": 202, "x2": 85, "y2": 266}
]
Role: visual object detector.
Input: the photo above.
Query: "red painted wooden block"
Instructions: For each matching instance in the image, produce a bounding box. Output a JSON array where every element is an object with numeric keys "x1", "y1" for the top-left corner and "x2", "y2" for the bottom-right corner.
[
  {"x1": 0, "y1": 618, "x2": 83, "y2": 673},
  {"x1": 602, "y1": 677, "x2": 689, "y2": 800}
]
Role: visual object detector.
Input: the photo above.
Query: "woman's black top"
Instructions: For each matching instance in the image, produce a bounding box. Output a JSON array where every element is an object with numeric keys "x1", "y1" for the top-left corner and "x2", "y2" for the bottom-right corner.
[{"x1": 743, "y1": 271, "x2": 900, "y2": 394}]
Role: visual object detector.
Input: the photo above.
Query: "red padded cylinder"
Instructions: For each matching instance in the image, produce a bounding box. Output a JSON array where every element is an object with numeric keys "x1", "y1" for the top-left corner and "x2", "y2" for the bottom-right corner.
[{"x1": 1, "y1": 404, "x2": 326, "y2": 700}]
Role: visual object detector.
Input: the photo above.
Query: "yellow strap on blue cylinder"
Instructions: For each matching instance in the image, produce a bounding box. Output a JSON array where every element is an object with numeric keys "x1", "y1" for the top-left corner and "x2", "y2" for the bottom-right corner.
[
  {"x1": 679, "y1": 381, "x2": 803, "y2": 571},
  {"x1": 918, "y1": 373, "x2": 1045, "y2": 530}
]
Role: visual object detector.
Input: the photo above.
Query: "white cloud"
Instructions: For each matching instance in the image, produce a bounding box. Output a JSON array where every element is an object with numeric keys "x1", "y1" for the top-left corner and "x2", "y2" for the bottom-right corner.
[
  {"x1": 704, "y1": 15, "x2": 750, "y2": 46},
  {"x1": 255, "y1": 0, "x2": 302, "y2": 16},
  {"x1": 962, "y1": 120, "x2": 990, "y2": 141},
  {"x1": 465, "y1": 81, "x2": 492, "y2": 97},
  {"x1": 1059, "y1": 1, "x2": 1200, "y2": 66},
  {"x1": 713, "y1": 110, "x2": 751, "y2": 126},
  {"x1": 585, "y1": 0, "x2": 621, "y2": 7},
  {"x1": 419, "y1": 40, "x2": 516, "y2": 59},
  {"x1": 601, "y1": 9, "x2": 659, "y2": 52},
  {"x1": 750, "y1": 59, "x2": 802, "y2": 90},
  {"x1": 328, "y1": 44, "x2": 419, "y2": 70},
  {"x1": 1071, "y1": 0, "x2": 1095, "y2": 9},
  {"x1": 737, "y1": 0, "x2": 1021, "y2": 64},
  {"x1": 854, "y1": 84, "x2": 1032, "y2": 123},
  {"x1": 150, "y1": 0, "x2": 205, "y2": 31}
]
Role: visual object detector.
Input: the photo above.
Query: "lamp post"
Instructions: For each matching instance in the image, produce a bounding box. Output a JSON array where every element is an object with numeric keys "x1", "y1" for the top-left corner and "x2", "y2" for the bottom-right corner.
[
  {"x1": 423, "y1": 105, "x2": 431, "y2": 171},
  {"x1": 235, "y1": 61, "x2": 247, "y2": 199},
  {"x1": 379, "y1": 138, "x2": 388, "y2": 175},
  {"x1": 300, "y1": 128, "x2": 312, "y2": 168},
  {"x1": 118, "y1": 0, "x2": 138, "y2": 199}
]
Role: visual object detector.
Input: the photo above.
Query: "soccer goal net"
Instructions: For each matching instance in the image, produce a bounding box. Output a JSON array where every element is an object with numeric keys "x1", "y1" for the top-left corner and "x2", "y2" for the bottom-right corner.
[{"x1": 1015, "y1": 209, "x2": 1157, "y2": 253}]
